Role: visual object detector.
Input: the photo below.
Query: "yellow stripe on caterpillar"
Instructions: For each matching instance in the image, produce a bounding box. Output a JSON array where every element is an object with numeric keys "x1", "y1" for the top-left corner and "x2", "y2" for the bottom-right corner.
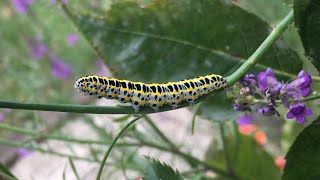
[{"x1": 74, "y1": 74, "x2": 227, "y2": 112}]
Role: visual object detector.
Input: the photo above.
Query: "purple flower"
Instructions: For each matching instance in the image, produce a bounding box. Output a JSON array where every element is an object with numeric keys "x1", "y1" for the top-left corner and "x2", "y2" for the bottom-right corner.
[
  {"x1": 67, "y1": 33, "x2": 78, "y2": 47},
  {"x1": 49, "y1": 54, "x2": 73, "y2": 80},
  {"x1": 256, "y1": 105, "x2": 276, "y2": 116},
  {"x1": 258, "y1": 68, "x2": 283, "y2": 95},
  {"x1": 17, "y1": 148, "x2": 32, "y2": 158},
  {"x1": 233, "y1": 102, "x2": 250, "y2": 112},
  {"x1": 12, "y1": 0, "x2": 32, "y2": 14},
  {"x1": 236, "y1": 115, "x2": 252, "y2": 125},
  {"x1": 0, "y1": 113, "x2": 5, "y2": 121},
  {"x1": 282, "y1": 70, "x2": 312, "y2": 99},
  {"x1": 286, "y1": 102, "x2": 313, "y2": 124},
  {"x1": 29, "y1": 43, "x2": 48, "y2": 60},
  {"x1": 241, "y1": 74, "x2": 256, "y2": 87}
]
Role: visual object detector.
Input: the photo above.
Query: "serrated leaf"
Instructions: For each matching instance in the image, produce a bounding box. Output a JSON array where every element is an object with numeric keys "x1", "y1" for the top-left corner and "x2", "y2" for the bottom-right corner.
[
  {"x1": 64, "y1": 0, "x2": 302, "y2": 121},
  {"x1": 294, "y1": 0, "x2": 320, "y2": 72},
  {"x1": 282, "y1": 116, "x2": 320, "y2": 180},
  {"x1": 143, "y1": 157, "x2": 183, "y2": 180}
]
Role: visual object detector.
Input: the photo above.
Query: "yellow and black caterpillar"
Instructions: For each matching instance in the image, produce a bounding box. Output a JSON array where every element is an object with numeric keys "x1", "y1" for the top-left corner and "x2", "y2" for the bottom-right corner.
[{"x1": 74, "y1": 74, "x2": 227, "y2": 112}]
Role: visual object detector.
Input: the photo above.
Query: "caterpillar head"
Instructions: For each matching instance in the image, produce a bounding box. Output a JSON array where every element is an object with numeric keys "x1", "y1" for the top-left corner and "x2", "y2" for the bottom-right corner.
[
  {"x1": 74, "y1": 77, "x2": 88, "y2": 93},
  {"x1": 74, "y1": 76, "x2": 111, "y2": 98}
]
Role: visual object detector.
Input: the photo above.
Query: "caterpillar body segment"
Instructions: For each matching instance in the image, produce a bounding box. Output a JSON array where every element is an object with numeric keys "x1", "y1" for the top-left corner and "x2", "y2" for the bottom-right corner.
[
  {"x1": 130, "y1": 82, "x2": 149, "y2": 112},
  {"x1": 74, "y1": 74, "x2": 227, "y2": 112}
]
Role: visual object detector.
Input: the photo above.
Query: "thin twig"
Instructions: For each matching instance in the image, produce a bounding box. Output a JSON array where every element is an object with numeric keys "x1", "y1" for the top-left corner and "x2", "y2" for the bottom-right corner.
[{"x1": 96, "y1": 116, "x2": 141, "y2": 180}]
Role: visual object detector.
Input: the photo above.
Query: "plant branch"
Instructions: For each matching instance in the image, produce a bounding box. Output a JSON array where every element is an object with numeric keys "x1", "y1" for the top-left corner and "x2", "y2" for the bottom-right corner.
[
  {"x1": 191, "y1": 103, "x2": 202, "y2": 134},
  {"x1": 0, "y1": 123, "x2": 109, "y2": 145},
  {"x1": 0, "y1": 138, "x2": 98, "y2": 163},
  {"x1": 219, "y1": 123, "x2": 234, "y2": 176},
  {"x1": 253, "y1": 94, "x2": 320, "y2": 104},
  {"x1": 0, "y1": 93, "x2": 221, "y2": 114},
  {"x1": 143, "y1": 115, "x2": 177, "y2": 150},
  {"x1": 96, "y1": 116, "x2": 141, "y2": 180},
  {"x1": 226, "y1": 10, "x2": 294, "y2": 85}
]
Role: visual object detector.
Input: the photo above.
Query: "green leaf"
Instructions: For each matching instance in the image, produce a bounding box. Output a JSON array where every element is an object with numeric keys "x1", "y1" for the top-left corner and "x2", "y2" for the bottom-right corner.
[
  {"x1": 206, "y1": 126, "x2": 280, "y2": 180},
  {"x1": 0, "y1": 162, "x2": 17, "y2": 180},
  {"x1": 294, "y1": 0, "x2": 320, "y2": 72},
  {"x1": 68, "y1": 157, "x2": 80, "y2": 180},
  {"x1": 64, "y1": 0, "x2": 302, "y2": 120},
  {"x1": 62, "y1": 164, "x2": 67, "y2": 180},
  {"x1": 143, "y1": 157, "x2": 183, "y2": 180},
  {"x1": 239, "y1": 0, "x2": 292, "y2": 23},
  {"x1": 282, "y1": 116, "x2": 320, "y2": 180}
]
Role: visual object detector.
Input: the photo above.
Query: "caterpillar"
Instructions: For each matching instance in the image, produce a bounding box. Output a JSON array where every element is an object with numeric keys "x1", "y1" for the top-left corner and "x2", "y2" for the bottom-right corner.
[{"x1": 74, "y1": 74, "x2": 227, "y2": 112}]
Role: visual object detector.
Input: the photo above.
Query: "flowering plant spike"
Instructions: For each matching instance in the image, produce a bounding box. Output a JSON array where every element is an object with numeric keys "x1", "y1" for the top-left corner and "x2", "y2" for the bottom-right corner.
[{"x1": 233, "y1": 68, "x2": 313, "y2": 124}]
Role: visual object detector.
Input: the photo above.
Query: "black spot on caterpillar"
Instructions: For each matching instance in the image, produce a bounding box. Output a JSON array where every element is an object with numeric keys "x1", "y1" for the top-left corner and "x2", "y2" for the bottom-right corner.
[{"x1": 74, "y1": 74, "x2": 227, "y2": 112}]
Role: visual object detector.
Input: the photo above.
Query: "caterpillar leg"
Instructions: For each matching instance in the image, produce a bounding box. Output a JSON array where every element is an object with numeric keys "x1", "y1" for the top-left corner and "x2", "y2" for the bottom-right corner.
[
  {"x1": 148, "y1": 103, "x2": 161, "y2": 112},
  {"x1": 170, "y1": 102, "x2": 179, "y2": 109},
  {"x1": 132, "y1": 103, "x2": 142, "y2": 113}
]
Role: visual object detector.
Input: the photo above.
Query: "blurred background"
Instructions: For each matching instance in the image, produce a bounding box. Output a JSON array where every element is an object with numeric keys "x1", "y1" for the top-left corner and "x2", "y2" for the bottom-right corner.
[{"x1": 0, "y1": 0, "x2": 319, "y2": 179}]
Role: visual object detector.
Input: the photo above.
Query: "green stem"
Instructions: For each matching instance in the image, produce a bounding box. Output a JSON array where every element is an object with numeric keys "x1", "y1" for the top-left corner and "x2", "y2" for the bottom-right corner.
[
  {"x1": 301, "y1": 94, "x2": 320, "y2": 103},
  {"x1": 219, "y1": 123, "x2": 234, "y2": 176},
  {"x1": 0, "y1": 172, "x2": 17, "y2": 180},
  {"x1": 0, "y1": 123, "x2": 108, "y2": 145},
  {"x1": 226, "y1": 10, "x2": 294, "y2": 86},
  {"x1": 143, "y1": 115, "x2": 177, "y2": 150},
  {"x1": 69, "y1": 157, "x2": 81, "y2": 180},
  {"x1": 191, "y1": 103, "x2": 202, "y2": 134},
  {"x1": 96, "y1": 116, "x2": 141, "y2": 180},
  {"x1": 0, "y1": 99, "x2": 208, "y2": 115},
  {"x1": 0, "y1": 138, "x2": 98, "y2": 163},
  {"x1": 253, "y1": 94, "x2": 320, "y2": 104}
]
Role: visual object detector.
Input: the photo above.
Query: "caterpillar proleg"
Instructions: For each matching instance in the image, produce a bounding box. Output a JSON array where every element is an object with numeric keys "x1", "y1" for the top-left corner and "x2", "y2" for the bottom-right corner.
[{"x1": 74, "y1": 74, "x2": 227, "y2": 112}]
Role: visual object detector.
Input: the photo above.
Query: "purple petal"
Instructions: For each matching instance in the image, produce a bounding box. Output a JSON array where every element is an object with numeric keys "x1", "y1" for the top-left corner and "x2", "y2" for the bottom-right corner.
[
  {"x1": 257, "y1": 68, "x2": 281, "y2": 94},
  {"x1": 265, "y1": 68, "x2": 275, "y2": 77},
  {"x1": 286, "y1": 111, "x2": 294, "y2": 119},
  {"x1": 301, "y1": 87, "x2": 312, "y2": 98},
  {"x1": 18, "y1": 148, "x2": 32, "y2": 158},
  {"x1": 295, "y1": 115, "x2": 305, "y2": 124},
  {"x1": 257, "y1": 72, "x2": 267, "y2": 92},
  {"x1": 67, "y1": 33, "x2": 78, "y2": 47},
  {"x1": 282, "y1": 70, "x2": 312, "y2": 99},
  {"x1": 49, "y1": 55, "x2": 73, "y2": 80},
  {"x1": 30, "y1": 43, "x2": 48, "y2": 60},
  {"x1": 300, "y1": 74, "x2": 312, "y2": 89},
  {"x1": 236, "y1": 115, "x2": 252, "y2": 125},
  {"x1": 256, "y1": 105, "x2": 276, "y2": 116},
  {"x1": 289, "y1": 103, "x2": 305, "y2": 115},
  {"x1": 304, "y1": 109, "x2": 313, "y2": 116},
  {"x1": 297, "y1": 70, "x2": 305, "y2": 78},
  {"x1": 12, "y1": 0, "x2": 32, "y2": 14}
]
